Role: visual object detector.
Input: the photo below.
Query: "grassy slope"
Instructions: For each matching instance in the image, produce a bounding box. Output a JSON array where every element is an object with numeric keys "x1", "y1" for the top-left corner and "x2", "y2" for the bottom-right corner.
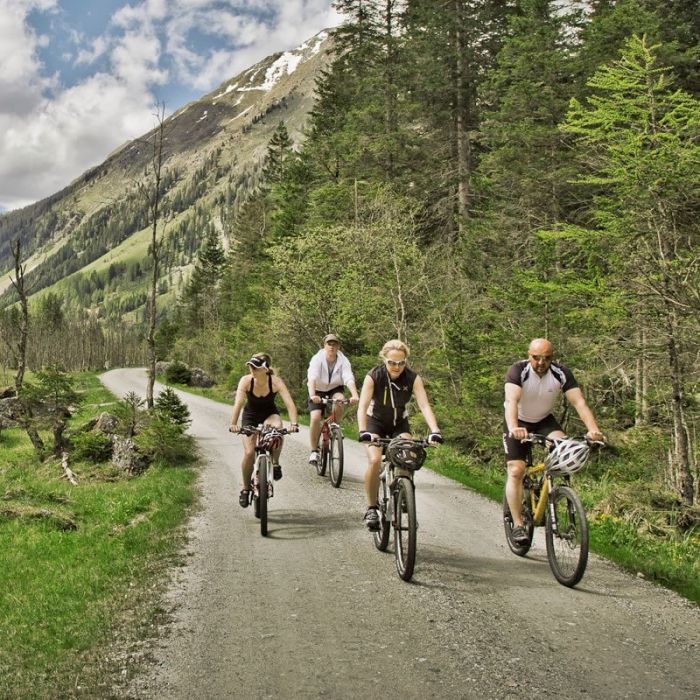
[{"x1": 0, "y1": 373, "x2": 198, "y2": 698}]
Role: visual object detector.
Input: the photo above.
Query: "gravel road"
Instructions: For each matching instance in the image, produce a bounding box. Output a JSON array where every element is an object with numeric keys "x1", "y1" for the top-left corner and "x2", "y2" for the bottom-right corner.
[{"x1": 100, "y1": 369, "x2": 700, "y2": 700}]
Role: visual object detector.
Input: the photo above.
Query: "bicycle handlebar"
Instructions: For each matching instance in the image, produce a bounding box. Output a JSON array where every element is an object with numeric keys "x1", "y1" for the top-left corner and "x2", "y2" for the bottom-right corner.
[
  {"x1": 235, "y1": 425, "x2": 292, "y2": 437},
  {"x1": 368, "y1": 436, "x2": 436, "y2": 448},
  {"x1": 318, "y1": 397, "x2": 351, "y2": 405},
  {"x1": 523, "y1": 433, "x2": 606, "y2": 447}
]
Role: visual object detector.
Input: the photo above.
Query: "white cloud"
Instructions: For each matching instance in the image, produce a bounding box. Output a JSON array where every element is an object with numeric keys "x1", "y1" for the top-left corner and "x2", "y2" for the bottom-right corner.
[
  {"x1": 0, "y1": 0, "x2": 343, "y2": 210},
  {"x1": 75, "y1": 35, "x2": 109, "y2": 65}
]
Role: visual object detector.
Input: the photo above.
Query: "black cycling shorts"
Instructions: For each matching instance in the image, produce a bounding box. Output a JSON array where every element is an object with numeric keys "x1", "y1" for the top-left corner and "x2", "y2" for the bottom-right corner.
[
  {"x1": 307, "y1": 386, "x2": 344, "y2": 414},
  {"x1": 242, "y1": 407, "x2": 280, "y2": 429},
  {"x1": 366, "y1": 415, "x2": 411, "y2": 439},
  {"x1": 502, "y1": 414, "x2": 563, "y2": 462}
]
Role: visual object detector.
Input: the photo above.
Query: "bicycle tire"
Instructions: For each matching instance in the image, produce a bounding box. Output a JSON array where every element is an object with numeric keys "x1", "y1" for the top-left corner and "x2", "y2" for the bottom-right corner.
[
  {"x1": 545, "y1": 485, "x2": 588, "y2": 587},
  {"x1": 329, "y1": 426, "x2": 344, "y2": 488},
  {"x1": 258, "y1": 455, "x2": 270, "y2": 537},
  {"x1": 373, "y1": 477, "x2": 390, "y2": 551},
  {"x1": 394, "y1": 478, "x2": 417, "y2": 581},
  {"x1": 317, "y1": 431, "x2": 328, "y2": 476},
  {"x1": 503, "y1": 490, "x2": 534, "y2": 556}
]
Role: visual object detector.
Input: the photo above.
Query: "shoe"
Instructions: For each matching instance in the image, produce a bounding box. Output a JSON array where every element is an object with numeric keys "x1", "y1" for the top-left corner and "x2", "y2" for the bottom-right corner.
[
  {"x1": 273, "y1": 464, "x2": 282, "y2": 481},
  {"x1": 511, "y1": 525, "x2": 529, "y2": 544},
  {"x1": 239, "y1": 490, "x2": 250, "y2": 508},
  {"x1": 363, "y1": 506, "x2": 380, "y2": 531},
  {"x1": 308, "y1": 451, "x2": 319, "y2": 465}
]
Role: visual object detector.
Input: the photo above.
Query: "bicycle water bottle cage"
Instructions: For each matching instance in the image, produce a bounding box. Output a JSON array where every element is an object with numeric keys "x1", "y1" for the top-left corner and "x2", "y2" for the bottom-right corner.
[
  {"x1": 386, "y1": 438, "x2": 426, "y2": 471},
  {"x1": 545, "y1": 439, "x2": 590, "y2": 475}
]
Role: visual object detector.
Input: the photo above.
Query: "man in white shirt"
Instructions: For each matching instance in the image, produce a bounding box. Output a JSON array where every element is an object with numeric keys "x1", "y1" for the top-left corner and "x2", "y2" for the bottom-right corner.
[
  {"x1": 504, "y1": 338, "x2": 605, "y2": 543},
  {"x1": 307, "y1": 334, "x2": 359, "y2": 465}
]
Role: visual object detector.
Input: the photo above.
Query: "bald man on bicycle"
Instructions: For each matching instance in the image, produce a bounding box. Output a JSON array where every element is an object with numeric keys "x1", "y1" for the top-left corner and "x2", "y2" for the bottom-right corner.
[{"x1": 504, "y1": 338, "x2": 605, "y2": 544}]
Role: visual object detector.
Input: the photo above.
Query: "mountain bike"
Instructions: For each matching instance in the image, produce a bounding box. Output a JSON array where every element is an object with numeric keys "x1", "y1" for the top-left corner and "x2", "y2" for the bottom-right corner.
[
  {"x1": 239, "y1": 425, "x2": 289, "y2": 537},
  {"x1": 314, "y1": 397, "x2": 350, "y2": 488},
  {"x1": 370, "y1": 436, "x2": 434, "y2": 582},
  {"x1": 503, "y1": 433, "x2": 603, "y2": 587}
]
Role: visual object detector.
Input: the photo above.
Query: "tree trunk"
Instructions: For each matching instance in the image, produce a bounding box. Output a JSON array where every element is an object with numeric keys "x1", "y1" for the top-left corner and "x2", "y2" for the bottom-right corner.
[
  {"x1": 454, "y1": 0, "x2": 472, "y2": 232},
  {"x1": 10, "y1": 239, "x2": 29, "y2": 391},
  {"x1": 666, "y1": 306, "x2": 694, "y2": 505}
]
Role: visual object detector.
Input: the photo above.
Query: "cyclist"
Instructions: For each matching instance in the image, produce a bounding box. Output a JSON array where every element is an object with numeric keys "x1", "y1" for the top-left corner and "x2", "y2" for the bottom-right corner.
[
  {"x1": 229, "y1": 353, "x2": 299, "y2": 507},
  {"x1": 307, "y1": 333, "x2": 359, "y2": 467},
  {"x1": 504, "y1": 338, "x2": 605, "y2": 543},
  {"x1": 357, "y1": 339, "x2": 443, "y2": 529}
]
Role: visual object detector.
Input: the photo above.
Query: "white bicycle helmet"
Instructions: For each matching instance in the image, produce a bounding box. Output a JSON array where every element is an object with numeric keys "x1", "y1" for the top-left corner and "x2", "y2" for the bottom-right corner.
[{"x1": 545, "y1": 439, "x2": 590, "y2": 475}]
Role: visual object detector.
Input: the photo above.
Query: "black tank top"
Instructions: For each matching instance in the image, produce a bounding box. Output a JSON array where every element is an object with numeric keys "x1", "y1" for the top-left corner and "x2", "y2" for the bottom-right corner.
[{"x1": 246, "y1": 375, "x2": 278, "y2": 414}]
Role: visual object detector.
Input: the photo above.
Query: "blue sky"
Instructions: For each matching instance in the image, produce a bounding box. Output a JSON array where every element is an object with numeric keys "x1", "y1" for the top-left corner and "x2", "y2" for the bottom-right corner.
[{"x1": 0, "y1": 0, "x2": 342, "y2": 211}]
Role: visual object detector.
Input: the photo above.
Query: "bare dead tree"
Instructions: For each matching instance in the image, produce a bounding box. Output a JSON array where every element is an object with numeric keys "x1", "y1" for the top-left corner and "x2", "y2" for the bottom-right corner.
[
  {"x1": 136, "y1": 104, "x2": 167, "y2": 408},
  {"x1": 8, "y1": 238, "x2": 30, "y2": 390}
]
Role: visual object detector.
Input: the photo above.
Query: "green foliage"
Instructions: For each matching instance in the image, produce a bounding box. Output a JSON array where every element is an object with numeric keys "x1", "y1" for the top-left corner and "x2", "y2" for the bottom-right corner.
[
  {"x1": 135, "y1": 414, "x2": 195, "y2": 464},
  {"x1": 113, "y1": 391, "x2": 147, "y2": 438},
  {"x1": 70, "y1": 430, "x2": 113, "y2": 462},
  {"x1": 154, "y1": 387, "x2": 192, "y2": 427},
  {"x1": 165, "y1": 360, "x2": 192, "y2": 385}
]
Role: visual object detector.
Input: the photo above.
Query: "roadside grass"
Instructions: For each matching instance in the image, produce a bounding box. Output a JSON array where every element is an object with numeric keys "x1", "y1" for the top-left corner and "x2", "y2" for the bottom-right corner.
[{"x1": 0, "y1": 373, "x2": 198, "y2": 699}]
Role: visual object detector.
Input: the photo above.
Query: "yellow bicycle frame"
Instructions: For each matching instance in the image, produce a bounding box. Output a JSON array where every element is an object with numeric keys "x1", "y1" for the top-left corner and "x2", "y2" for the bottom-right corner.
[{"x1": 528, "y1": 463, "x2": 550, "y2": 526}]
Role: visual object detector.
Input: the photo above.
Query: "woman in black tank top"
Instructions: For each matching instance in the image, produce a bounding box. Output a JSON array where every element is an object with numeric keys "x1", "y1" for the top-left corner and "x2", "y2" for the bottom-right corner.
[
  {"x1": 356, "y1": 340, "x2": 443, "y2": 530},
  {"x1": 229, "y1": 353, "x2": 299, "y2": 508}
]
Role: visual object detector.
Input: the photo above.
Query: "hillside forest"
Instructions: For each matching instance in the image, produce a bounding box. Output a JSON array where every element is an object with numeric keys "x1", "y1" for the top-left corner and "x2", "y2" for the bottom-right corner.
[{"x1": 2, "y1": 1, "x2": 699, "y2": 517}]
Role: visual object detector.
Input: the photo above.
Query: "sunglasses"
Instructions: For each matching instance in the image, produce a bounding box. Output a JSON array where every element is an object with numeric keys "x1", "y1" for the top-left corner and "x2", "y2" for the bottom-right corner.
[
  {"x1": 530, "y1": 354, "x2": 553, "y2": 362},
  {"x1": 386, "y1": 359, "x2": 407, "y2": 368}
]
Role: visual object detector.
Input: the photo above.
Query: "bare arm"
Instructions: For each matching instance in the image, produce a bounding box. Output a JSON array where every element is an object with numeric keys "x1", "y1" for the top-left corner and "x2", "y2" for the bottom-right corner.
[
  {"x1": 347, "y1": 380, "x2": 359, "y2": 403},
  {"x1": 565, "y1": 387, "x2": 604, "y2": 440},
  {"x1": 229, "y1": 375, "x2": 248, "y2": 430},
  {"x1": 273, "y1": 376, "x2": 299, "y2": 427},
  {"x1": 357, "y1": 375, "x2": 374, "y2": 432},
  {"x1": 413, "y1": 376, "x2": 439, "y2": 434},
  {"x1": 504, "y1": 382, "x2": 526, "y2": 439}
]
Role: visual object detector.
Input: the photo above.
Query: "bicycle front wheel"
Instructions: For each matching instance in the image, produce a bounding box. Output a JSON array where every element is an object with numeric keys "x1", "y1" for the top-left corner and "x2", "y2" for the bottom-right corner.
[
  {"x1": 545, "y1": 485, "x2": 588, "y2": 587},
  {"x1": 503, "y1": 489, "x2": 534, "y2": 557},
  {"x1": 373, "y1": 476, "x2": 390, "y2": 551},
  {"x1": 328, "y1": 426, "x2": 344, "y2": 488},
  {"x1": 394, "y1": 478, "x2": 417, "y2": 582},
  {"x1": 257, "y1": 455, "x2": 270, "y2": 537}
]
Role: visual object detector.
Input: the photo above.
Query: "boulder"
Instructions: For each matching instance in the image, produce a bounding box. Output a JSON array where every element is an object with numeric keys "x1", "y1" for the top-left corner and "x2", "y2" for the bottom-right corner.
[
  {"x1": 0, "y1": 397, "x2": 23, "y2": 427},
  {"x1": 189, "y1": 367, "x2": 215, "y2": 388},
  {"x1": 111, "y1": 436, "x2": 149, "y2": 475},
  {"x1": 155, "y1": 361, "x2": 172, "y2": 376},
  {"x1": 94, "y1": 412, "x2": 120, "y2": 435}
]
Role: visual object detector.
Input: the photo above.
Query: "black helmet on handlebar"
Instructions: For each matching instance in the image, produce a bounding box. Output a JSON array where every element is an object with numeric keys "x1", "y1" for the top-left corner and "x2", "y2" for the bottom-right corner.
[{"x1": 386, "y1": 437, "x2": 426, "y2": 471}]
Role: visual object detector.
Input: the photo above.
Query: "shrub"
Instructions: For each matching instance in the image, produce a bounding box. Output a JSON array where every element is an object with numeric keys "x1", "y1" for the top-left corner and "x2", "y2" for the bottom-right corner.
[
  {"x1": 165, "y1": 361, "x2": 191, "y2": 385},
  {"x1": 70, "y1": 431, "x2": 113, "y2": 462},
  {"x1": 113, "y1": 391, "x2": 146, "y2": 437},
  {"x1": 135, "y1": 415, "x2": 195, "y2": 464},
  {"x1": 154, "y1": 388, "x2": 191, "y2": 427}
]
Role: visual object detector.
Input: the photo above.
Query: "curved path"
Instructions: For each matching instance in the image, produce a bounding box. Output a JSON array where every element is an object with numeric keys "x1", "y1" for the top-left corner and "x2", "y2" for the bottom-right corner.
[{"x1": 100, "y1": 369, "x2": 700, "y2": 699}]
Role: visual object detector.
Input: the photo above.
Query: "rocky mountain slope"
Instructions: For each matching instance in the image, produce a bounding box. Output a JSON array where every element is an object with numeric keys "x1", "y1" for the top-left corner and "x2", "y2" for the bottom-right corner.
[{"x1": 0, "y1": 31, "x2": 333, "y2": 317}]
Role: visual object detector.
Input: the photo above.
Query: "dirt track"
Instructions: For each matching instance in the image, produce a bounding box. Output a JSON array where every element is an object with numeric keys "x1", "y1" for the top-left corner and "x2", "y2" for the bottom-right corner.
[{"x1": 100, "y1": 369, "x2": 700, "y2": 699}]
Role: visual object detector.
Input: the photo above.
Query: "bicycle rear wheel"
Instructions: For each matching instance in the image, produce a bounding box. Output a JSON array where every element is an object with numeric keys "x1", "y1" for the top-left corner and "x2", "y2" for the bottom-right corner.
[
  {"x1": 503, "y1": 489, "x2": 534, "y2": 556},
  {"x1": 545, "y1": 485, "x2": 588, "y2": 587},
  {"x1": 329, "y1": 426, "x2": 344, "y2": 488},
  {"x1": 257, "y1": 455, "x2": 270, "y2": 537},
  {"x1": 394, "y1": 478, "x2": 417, "y2": 581},
  {"x1": 317, "y1": 432, "x2": 328, "y2": 476}
]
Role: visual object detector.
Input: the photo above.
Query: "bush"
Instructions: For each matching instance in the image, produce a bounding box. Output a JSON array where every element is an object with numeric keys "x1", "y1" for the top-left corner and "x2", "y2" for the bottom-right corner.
[
  {"x1": 165, "y1": 361, "x2": 191, "y2": 385},
  {"x1": 154, "y1": 388, "x2": 191, "y2": 427},
  {"x1": 135, "y1": 415, "x2": 195, "y2": 464},
  {"x1": 70, "y1": 431, "x2": 113, "y2": 462}
]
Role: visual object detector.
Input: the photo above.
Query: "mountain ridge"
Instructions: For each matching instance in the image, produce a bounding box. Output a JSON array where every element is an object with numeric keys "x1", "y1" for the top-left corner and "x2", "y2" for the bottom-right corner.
[{"x1": 0, "y1": 30, "x2": 333, "y2": 309}]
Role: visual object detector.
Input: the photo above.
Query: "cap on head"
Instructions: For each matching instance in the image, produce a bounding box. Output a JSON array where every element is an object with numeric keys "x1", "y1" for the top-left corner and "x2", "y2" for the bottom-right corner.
[
  {"x1": 323, "y1": 333, "x2": 340, "y2": 345},
  {"x1": 246, "y1": 355, "x2": 269, "y2": 370}
]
